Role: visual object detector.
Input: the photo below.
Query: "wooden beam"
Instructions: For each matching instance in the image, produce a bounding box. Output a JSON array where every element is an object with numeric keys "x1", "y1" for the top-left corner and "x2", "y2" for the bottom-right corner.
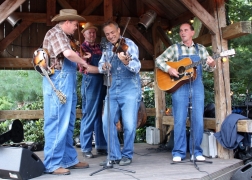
[
  {"x1": 0, "y1": 58, "x2": 155, "y2": 70},
  {"x1": 140, "y1": 60, "x2": 154, "y2": 71},
  {"x1": 0, "y1": 0, "x2": 26, "y2": 24},
  {"x1": 14, "y1": 12, "x2": 47, "y2": 23},
  {"x1": 46, "y1": 0, "x2": 56, "y2": 26},
  {"x1": 180, "y1": 0, "x2": 218, "y2": 34},
  {"x1": 0, "y1": 58, "x2": 34, "y2": 70},
  {"x1": 136, "y1": 0, "x2": 145, "y2": 17},
  {"x1": 56, "y1": 0, "x2": 72, "y2": 9},
  {"x1": 104, "y1": 0, "x2": 113, "y2": 21},
  {"x1": 12, "y1": 12, "x2": 169, "y2": 28},
  {"x1": 194, "y1": 21, "x2": 251, "y2": 46},
  {"x1": 210, "y1": 0, "x2": 232, "y2": 159},
  {"x1": 221, "y1": 21, "x2": 252, "y2": 40},
  {"x1": 0, "y1": 20, "x2": 33, "y2": 52},
  {"x1": 0, "y1": 108, "x2": 156, "y2": 121},
  {"x1": 127, "y1": 25, "x2": 154, "y2": 56},
  {"x1": 156, "y1": 26, "x2": 172, "y2": 48},
  {"x1": 81, "y1": 0, "x2": 103, "y2": 16},
  {"x1": 162, "y1": 116, "x2": 252, "y2": 133},
  {"x1": 152, "y1": 20, "x2": 167, "y2": 142}
]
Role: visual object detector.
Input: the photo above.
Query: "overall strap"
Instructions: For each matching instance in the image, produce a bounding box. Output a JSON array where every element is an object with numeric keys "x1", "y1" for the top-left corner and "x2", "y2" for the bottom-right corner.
[{"x1": 176, "y1": 43, "x2": 182, "y2": 56}]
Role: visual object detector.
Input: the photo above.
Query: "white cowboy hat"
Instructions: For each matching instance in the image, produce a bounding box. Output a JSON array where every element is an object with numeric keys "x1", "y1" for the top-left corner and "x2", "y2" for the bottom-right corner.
[
  {"x1": 81, "y1": 22, "x2": 98, "y2": 33},
  {"x1": 51, "y1": 9, "x2": 86, "y2": 22}
]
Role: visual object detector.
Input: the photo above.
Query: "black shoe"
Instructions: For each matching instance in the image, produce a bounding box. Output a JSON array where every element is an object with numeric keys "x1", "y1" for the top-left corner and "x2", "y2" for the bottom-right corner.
[
  {"x1": 96, "y1": 149, "x2": 107, "y2": 155},
  {"x1": 99, "y1": 159, "x2": 120, "y2": 166},
  {"x1": 83, "y1": 151, "x2": 94, "y2": 158},
  {"x1": 119, "y1": 157, "x2": 132, "y2": 166}
]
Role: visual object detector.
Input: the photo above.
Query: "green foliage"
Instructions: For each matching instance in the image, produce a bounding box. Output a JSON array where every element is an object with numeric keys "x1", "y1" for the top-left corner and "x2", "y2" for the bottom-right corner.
[
  {"x1": 0, "y1": 70, "x2": 43, "y2": 105},
  {"x1": 0, "y1": 120, "x2": 12, "y2": 135},
  {"x1": 0, "y1": 96, "x2": 14, "y2": 110},
  {"x1": 22, "y1": 119, "x2": 44, "y2": 144}
]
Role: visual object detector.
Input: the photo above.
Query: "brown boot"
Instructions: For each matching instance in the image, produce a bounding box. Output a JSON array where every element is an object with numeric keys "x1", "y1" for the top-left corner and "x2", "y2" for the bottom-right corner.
[
  {"x1": 51, "y1": 167, "x2": 70, "y2": 175},
  {"x1": 69, "y1": 162, "x2": 89, "y2": 169}
]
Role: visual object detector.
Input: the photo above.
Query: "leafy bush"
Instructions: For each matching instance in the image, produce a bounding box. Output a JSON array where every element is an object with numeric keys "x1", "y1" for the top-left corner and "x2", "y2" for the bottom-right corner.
[{"x1": 22, "y1": 119, "x2": 44, "y2": 144}]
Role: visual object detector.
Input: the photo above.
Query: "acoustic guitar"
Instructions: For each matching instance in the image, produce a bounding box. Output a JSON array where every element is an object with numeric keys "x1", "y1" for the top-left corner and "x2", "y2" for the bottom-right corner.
[{"x1": 156, "y1": 49, "x2": 235, "y2": 93}]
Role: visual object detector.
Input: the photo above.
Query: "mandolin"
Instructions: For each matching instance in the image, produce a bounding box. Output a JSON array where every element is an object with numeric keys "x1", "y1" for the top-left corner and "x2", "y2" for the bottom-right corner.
[{"x1": 32, "y1": 48, "x2": 66, "y2": 104}]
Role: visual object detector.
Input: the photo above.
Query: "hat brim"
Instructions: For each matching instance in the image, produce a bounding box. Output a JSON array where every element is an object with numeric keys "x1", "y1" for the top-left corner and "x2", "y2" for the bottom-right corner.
[
  {"x1": 81, "y1": 26, "x2": 98, "y2": 33},
  {"x1": 51, "y1": 15, "x2": 86, "y2": 22}
]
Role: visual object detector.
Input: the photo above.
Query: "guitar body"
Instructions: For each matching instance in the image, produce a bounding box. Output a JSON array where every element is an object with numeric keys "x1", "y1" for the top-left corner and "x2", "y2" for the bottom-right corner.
[{"x1": 156, "y1": 57, "x2": 197, "y2": 93}]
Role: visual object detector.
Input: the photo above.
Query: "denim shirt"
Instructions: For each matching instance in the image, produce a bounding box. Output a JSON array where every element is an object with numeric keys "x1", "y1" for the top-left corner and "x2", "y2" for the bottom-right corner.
[{"x1": 98, "y1": 37, "x2": 141, "y2": 74}]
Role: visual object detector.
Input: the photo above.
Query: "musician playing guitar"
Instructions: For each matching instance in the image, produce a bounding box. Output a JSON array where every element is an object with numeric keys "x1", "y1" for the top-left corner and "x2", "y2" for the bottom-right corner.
[{"x1": 155, "y1": 22, "x2": 216, "y2": 163}]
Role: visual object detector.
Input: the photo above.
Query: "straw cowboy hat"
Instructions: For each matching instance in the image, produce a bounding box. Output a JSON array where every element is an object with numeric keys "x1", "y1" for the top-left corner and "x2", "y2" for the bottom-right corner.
[
  {"x1": 81, "y1": 22, "x2": 98, "y2": 33},
  {"x1": 51, "y1": 9, "x2": 86, "y2": 22}
]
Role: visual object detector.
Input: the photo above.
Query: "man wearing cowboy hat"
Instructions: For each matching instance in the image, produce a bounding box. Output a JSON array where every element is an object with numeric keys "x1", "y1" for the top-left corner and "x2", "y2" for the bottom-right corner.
[{"x1": 42, "y1": 9, "x2": 98, "y2": 175}]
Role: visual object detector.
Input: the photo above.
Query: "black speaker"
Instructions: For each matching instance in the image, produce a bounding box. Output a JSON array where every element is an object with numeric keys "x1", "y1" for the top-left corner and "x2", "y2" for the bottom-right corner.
[
  {"x1": 231, "y1": 162, "x2": 252, "y2": 180},
  {"x1": 0, "y1": 147, "x2": 44, "y2": 180}
]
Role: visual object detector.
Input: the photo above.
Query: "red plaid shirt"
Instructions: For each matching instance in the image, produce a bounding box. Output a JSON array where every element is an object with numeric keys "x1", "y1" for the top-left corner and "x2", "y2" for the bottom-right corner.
[{"x1": 78, "y1": 41, "x2": 102, "y2": 73}]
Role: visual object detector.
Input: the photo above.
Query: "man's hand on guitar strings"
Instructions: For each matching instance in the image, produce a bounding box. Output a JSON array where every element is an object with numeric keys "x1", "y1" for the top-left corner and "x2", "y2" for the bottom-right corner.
[{"x1": 168, "y1": 67, "x2": 179, "y2": 78}]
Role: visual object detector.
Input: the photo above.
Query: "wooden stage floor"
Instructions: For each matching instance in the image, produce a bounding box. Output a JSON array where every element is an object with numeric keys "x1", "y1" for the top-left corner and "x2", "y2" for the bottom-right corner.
[{"x1": 29, "y1": 143, "x2": 242, "y2": 180}]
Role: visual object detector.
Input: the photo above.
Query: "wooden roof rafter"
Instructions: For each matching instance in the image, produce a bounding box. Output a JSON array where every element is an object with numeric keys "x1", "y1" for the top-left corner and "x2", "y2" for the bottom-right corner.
[
  {"x1": 180, "y1": 0, "x2": 218, "y2": 34},
  {"x1": 0, "y1": 0, "x2": 26, "y2": 24}
]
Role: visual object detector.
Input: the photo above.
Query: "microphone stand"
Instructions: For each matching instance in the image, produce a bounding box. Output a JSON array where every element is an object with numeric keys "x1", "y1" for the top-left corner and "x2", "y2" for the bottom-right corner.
[
  {"x1": 90, "y1": 38, "x2": 135, "y2": 176},
  {"x1": 171, "y1": 72, "x2": 212, "y2": 169}
]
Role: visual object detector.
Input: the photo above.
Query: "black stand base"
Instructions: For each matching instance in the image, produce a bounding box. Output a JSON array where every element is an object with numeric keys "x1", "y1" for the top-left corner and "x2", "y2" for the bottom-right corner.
[
  {"x1": 90, "y1": 161, "x2": 135, "y2": 176},
  {"x1": 171, "y1": 158, "x2": 212, "y2": 170}
]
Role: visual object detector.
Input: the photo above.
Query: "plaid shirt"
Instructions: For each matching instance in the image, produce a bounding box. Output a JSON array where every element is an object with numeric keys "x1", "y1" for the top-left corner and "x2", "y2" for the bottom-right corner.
[
  {"x1": 43, "y1": 24, "x2": 71, "y2": 69},
  {"x1": 155, "y1": 41, "x2": 215, "y2": 73},
  {"x1": 78, "y1": 41, "x2": 102, "y2": 73}
]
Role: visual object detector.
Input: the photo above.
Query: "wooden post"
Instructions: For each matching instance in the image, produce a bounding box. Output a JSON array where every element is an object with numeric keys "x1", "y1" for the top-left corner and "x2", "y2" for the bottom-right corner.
[
  {"x1": 210, "y1": 0, "x2": 233, "y2": 159},
  {"x1": 152, "y1": 20, "x2": 167, "y2": 142}
]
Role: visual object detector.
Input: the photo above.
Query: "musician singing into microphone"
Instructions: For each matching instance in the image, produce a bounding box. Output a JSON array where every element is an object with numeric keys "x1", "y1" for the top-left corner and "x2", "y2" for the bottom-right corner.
[
  {"x1": 155, "y1": 22, "x2": 215, "y2": 162},
  {"x1": 98, "y1": 20, "x2": 141, "y2": 166}
]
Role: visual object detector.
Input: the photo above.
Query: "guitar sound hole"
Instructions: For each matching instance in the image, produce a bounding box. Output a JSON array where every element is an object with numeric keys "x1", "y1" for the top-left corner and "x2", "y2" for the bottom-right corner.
[
  {"x1": 171, "y1": 66, "x2": 186, "y2": 81},
  {"x1": 177, "y1": 66, "x2": 185, "y2": 75}
]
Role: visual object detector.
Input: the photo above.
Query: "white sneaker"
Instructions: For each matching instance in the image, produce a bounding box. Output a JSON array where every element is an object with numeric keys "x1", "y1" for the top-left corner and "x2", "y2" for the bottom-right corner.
[
  {"x1": 196, "y1": 155, "x2": 205, "y2": 161},
  {"x1": 172, "y1": 156, "x2": 181, "y2": 162}
]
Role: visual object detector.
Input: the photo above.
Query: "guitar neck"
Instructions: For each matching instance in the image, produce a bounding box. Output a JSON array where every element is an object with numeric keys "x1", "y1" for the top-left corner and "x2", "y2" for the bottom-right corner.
[{"x1": 185, "y1": 53, "x2": 220, "y2": 70}]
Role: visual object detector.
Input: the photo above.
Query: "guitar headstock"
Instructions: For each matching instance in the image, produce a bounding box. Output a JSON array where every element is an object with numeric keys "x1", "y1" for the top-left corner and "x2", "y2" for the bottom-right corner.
[{"x1": 220, "y1": 49, "x2": 236, "y2": 57}]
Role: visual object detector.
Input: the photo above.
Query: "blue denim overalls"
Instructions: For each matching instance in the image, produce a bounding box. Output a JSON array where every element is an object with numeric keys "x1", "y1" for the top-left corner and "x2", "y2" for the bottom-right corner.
[
  {"x1": 80, "y1": 46, "x2": 107, "y2": 153},
  {"x1": 43, "y1": 57, "x2": 79, "y2": 172},
  {"x1": 172, "y1": 43, "x2": 204, "y2": 159},
  {"x1": 102, "y1": 47, "x2": 142, "y2": 160}
]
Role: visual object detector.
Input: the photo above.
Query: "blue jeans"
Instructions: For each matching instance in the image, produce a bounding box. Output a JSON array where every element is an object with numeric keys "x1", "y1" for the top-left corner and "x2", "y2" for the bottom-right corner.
[
  {"x1": 43, "y1": 58, "x2": 79, "y2": 173},
  {"x1": 80, "y1": 74, "x2": 107, "y2": 152},
  {"x1": 103, "y1": 76, "x2": 141, "y2": 160},
  {"x1": 172, "y1": 81, "x2": 204, "y2": 159}
]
